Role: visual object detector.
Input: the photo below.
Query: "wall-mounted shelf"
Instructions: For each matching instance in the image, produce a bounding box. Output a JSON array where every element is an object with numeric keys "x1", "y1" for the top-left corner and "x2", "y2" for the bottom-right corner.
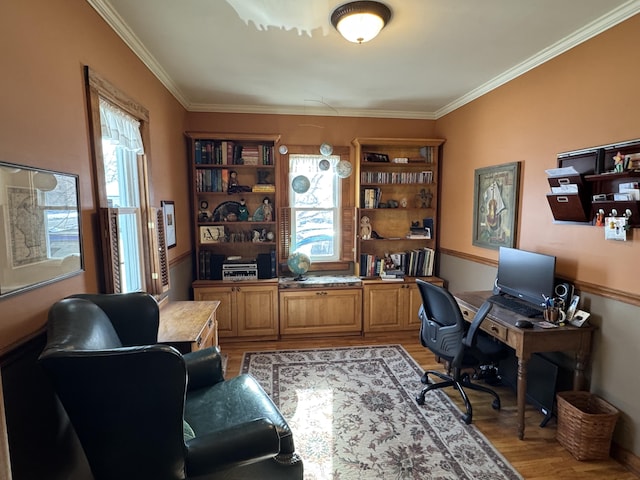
[{"x1": 548, "y1": 139, "x2": 640, "y2": 227}]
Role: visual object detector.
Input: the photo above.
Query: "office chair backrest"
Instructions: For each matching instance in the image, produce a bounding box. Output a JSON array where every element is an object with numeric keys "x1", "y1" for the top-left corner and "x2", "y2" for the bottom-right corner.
[{"x1": 416, "y1": 279, "x2": 467, "y2": 365}]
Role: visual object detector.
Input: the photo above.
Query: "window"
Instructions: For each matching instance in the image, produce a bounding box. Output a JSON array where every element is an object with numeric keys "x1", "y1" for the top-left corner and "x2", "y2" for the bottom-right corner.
[
  {"x1": 85, "y1": 66, "x2": 168, "y2": 295},
  {"x1": 279, "y1": 146, "x2": 356, "y2": 271},
  {"x1": 289, "y1": 154, "x2": 340, "y2": 262}
]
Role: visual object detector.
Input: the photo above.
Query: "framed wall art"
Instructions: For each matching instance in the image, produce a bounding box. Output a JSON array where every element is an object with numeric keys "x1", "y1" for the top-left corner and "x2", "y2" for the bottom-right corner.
[
  {"x1": 161, "y1": 200, "x2": 176, "y2": 249},
  {"x1": 472, "y1": 161, "x2": 521, "y2": 250},
  {"x1": 0, "y1": 162, "x2": 83, "y2": 297}
]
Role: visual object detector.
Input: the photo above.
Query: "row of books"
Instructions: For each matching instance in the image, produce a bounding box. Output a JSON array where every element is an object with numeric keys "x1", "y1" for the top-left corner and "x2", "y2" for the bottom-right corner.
[
  {"x1": 361, "y1": 187, "x2": 382, "y2": 208},
  {"x1": 359, "y1": 247, "x2": 435, "y2": 278},
  {"x1": 360, "y1": 170, "x2": 433, "y2": 184},
  {"x1": 194, "y1": 140, "x2": 274, "y2": 165},
  {"x1": 195, "y1": 169, "x2": 229, "y2": 192}
]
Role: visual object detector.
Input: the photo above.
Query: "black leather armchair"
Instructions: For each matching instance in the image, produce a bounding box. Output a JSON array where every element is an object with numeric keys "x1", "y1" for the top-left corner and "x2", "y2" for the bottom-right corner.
[
  {"x1": 414, "y1": 280, "x2": 507, "y2": 424},
  {"x1": 39, "y1": 293, "x2": 303, "y2": 480}
]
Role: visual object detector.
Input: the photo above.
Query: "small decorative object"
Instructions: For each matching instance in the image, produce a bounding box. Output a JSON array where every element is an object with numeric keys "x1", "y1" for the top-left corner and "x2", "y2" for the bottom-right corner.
[
  {"x1": 279, "y1": 145, "x2": 288, "y2": 155},
  {"x1": 252, "y1": 230, "x2": 262, "y2": 242},
  {"x1": 417, "y1": 188, "x2": 433, "y2": 208},
  {"x1": 613, "y1": 151, "x2": 624, "y2": 172},
  {"x1": 319, "y1": 159, "x2": 331, "y2": 171},
  {"x1": 266, "y1": 231, "x2": 275, "y2": 241},
  {"x1": 320, "y1": 142, "x2": 333, "y2": 156},
  {"x1": 200, "y1": 226, "x2": 225, "y2": 244},
  {"x1": 291, "y1": 175, "x2": 311, "y2": 194},
  {"x1": 287, "y1": 251, "x2": 311, "y2": 281},
  {"x1": 199, "y1": 200, "x2": 210, "y2": 221},
  {"x1": 336, "y1": 159, "x2": 353, "y2": 178},
  {"x1": 387, "y1": 199, "x2": 398, "y2": 208},
  {"x1": 360, "y1": 215, "x2": 372, "y2": 239},
  {"x1": 257, "y1": 169, "x2": 274, "y2": 184},
  {"x1": 228, "y1": 170, "x2": 239, "y2": 188},
  {"x1": 238, "y1": 199, "x2": 249, "y2": 221},
  {"x1": 262, "y1": 197, "x2": 273, "y2": 221},
  {"x1": 400, "y1": 197, "x2": 408, "y2": 208}
]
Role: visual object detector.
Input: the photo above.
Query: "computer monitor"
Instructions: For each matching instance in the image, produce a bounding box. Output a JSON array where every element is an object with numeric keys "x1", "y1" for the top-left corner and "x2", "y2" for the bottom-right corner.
[{"x1": 495, "y1": 247, "x2": 556, "y2": 307}]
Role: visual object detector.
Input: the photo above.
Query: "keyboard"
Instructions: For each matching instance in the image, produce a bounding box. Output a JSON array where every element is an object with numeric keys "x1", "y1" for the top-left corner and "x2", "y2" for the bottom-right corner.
[{"x1": 488, "y1": 294, "x2": 542, "y2": 318}]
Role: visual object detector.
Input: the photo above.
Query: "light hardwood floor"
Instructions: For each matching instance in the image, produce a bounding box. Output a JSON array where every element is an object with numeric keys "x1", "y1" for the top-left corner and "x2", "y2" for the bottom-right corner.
[{"x1": 220, "y1": 332, "x2": 638, "y2": 480}]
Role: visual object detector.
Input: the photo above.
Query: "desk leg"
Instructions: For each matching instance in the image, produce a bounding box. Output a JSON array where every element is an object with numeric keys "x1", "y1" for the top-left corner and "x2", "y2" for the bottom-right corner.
[
  {"x1": 516, "y1": 356, "x2": 529, "y2": 440},
  {"x1": 574, "y1": 348, "x2": 590, "y2": 390}
]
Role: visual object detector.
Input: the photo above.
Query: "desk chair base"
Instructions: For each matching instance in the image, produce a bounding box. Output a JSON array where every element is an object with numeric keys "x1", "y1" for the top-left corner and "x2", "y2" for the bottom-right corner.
[{"x1": 416, "y1": 369, "x2": 501, "y2": 425}]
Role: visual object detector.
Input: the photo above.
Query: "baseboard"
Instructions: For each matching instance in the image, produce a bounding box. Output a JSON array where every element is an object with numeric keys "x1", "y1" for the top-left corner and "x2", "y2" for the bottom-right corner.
[{"x1": 612, "y1": 442, "x2": 640, "y2": 476}]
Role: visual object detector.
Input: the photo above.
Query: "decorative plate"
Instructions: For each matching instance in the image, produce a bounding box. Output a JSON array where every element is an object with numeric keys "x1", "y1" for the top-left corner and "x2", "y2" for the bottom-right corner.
[
  {"x1": 292, "y1": 175, "x2": 311, "y2": 193},
  {"x1": 212, "y1": 201, "x2": 241, "y2": 222},
  {"x1": 336, "y1": 160, "x2": 353, "y2": 178},
  {"x1": 319, "y1": 159, "x2": 331, "y2": 171}
]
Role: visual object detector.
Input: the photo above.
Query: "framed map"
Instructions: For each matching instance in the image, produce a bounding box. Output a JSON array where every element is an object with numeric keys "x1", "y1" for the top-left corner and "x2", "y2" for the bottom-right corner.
[{"x1": 0, "y1": 162, "x2": 83, "y2": 296}]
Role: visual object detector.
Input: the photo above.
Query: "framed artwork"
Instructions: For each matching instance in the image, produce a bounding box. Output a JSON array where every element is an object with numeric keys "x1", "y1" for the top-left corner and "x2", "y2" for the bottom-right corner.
[
  {"x1": 472, "y1": 161, "x2": 521, "y2": 250},
  {"x1": 0, "y1": 162, "x2": 83, "y2": 297},
  {"x1": 161, "y1": 200, "x2": 176, "y2": 249}
]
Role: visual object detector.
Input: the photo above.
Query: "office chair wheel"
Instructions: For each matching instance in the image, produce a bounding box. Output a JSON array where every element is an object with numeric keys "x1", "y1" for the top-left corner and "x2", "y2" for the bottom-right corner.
[
  {"x1": 420, "y1": 373, "x2": 430, "y2": 384},
  {"x1": 461, "y1": 413, "x2": 472, "y2": 425},
  {"x1": 416, "y1": 394, "x2": 426, "y2": 406},
  {"x1": 492, "y1": 398, "x2": 501, "y2": 410}
]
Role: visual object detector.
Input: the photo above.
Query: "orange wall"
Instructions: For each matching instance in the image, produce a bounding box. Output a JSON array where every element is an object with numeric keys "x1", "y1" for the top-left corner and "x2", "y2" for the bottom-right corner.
[
  {"x1": 436, "y1": 13, "x2": 640, "y2": 297},
  {"x1": 0, "y1": 0, "x2": 188, "y2": 353}
]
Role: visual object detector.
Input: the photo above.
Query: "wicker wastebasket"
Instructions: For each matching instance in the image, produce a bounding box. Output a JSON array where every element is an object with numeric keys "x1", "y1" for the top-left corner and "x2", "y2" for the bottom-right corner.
[{"x1": 556, "y1": 391, "x2": 619, "y2": 461}]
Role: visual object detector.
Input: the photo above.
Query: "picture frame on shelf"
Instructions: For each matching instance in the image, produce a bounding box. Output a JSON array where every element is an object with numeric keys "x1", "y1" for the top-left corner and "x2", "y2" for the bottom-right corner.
[
  {"x1": 472, "y1": 161, "x2": 521, "y2": 250},
  {"x1": 200, "y1": 226, "x2": 225, "y2": 244},
  {"x1": 161, "y1": 200, "x2": 176, "y2": 249}
]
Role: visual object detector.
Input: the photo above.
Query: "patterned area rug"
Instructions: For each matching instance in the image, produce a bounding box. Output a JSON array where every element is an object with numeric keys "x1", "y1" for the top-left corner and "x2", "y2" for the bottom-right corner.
[{"x1": 241, "y1": 345, "x2": 522, "y2": 480}]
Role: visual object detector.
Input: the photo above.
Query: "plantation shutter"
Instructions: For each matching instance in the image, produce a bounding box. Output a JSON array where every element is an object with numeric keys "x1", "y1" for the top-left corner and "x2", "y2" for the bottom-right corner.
[
  {"x1": 150, "y1": 207, "x2": 170, "y2": 295},
  {"x1": 341, "y1": 206, "x2": 357, "y2": 262},
  {"x1": 100, "y1": 207, "x2": 123, "y2": 293},
  {"x1": 278, "y1": 207, "x2": 291, "y2": 262}
]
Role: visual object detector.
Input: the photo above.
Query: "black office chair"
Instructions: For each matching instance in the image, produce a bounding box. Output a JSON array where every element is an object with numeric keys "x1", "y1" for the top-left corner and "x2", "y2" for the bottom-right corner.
[{"x1": 415, "y1": 279, "x2": 506, "y2": 424}]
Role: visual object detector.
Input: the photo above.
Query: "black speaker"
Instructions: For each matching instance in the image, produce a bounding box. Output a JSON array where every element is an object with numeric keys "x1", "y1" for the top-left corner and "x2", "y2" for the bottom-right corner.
[
  {"x1": 209, "y1": 254, "x2": 224, "y2": 280},
  {"x1": 554, "y1": 280, "x2": 574, "y2": 309},
  {"x1": 257, "y1": 251, "x2": 276, "y2": 279}
]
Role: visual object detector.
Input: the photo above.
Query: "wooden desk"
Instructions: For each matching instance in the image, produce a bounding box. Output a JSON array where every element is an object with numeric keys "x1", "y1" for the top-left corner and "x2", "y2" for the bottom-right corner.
[
  {"x1": 455, "y1": 291, "x2": 593, "y2": 440},
  {"x1": 158, "y1": 301, "x2": 220, "y2": 354}
]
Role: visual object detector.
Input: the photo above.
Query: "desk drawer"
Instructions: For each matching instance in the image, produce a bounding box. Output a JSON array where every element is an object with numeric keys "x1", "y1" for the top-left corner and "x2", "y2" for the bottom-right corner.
[
  {"x1": 482, "y1": 318, "x2": 508, "y2": 342},
  {"x1": 460, "y1": 306, "x2": 508, "y2": 342}
]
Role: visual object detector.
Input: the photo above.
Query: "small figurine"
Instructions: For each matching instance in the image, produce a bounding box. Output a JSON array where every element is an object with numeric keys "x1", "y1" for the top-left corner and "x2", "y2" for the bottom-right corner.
[
  {"x1": 613, "y1": 151, "x2": 624, "y2": 172},
  {"x1": 360, "y1": 216, "x2": 372, "y2": 239},
  {"x1": 229, "y1": 170, "x2": 239, "y2": 187},
  {"x1": 262, "y1": 197, "x2": 273, "y2": 222},
  {"x1": 238, "y1": 198, "x2": 249, "y2": 221}
]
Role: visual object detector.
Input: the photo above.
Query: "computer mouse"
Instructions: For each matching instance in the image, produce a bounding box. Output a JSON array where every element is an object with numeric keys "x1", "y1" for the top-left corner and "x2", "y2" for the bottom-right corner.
[{"x1": 515, "y1": 319, "x2": 534, "y2": 329}]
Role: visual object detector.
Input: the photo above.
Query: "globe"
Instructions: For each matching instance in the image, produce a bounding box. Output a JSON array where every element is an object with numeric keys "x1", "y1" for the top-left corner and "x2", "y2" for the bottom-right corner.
[{"x1": 287, "y1": 252, "x2": 311, "y2": 281}]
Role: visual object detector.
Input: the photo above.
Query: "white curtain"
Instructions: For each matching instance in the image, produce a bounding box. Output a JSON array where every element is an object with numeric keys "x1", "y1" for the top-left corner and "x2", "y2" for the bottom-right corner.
[{"x1": 99, "y1": 98, "x2": 144, "y2": 153}]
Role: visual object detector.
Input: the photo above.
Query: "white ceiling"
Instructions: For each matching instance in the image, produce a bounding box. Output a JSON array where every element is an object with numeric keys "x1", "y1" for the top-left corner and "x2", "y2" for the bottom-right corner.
[{"x1": 88, "y1": 0, "x2": 640, "y2": 119}]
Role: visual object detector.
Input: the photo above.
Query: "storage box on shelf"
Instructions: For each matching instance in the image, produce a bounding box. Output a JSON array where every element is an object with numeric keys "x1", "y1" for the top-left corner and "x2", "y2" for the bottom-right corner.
[{"x1": 352, "y1": 137, "x2": 445, "y2": 279}]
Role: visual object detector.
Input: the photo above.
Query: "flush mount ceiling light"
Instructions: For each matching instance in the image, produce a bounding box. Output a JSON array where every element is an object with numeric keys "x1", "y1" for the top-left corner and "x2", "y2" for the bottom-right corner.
[{"x1": 331, "y1": 1, "x2": 391, "y2": 44}]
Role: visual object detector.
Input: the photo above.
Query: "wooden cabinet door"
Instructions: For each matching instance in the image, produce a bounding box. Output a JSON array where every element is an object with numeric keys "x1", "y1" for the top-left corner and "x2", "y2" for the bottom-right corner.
[
  {"x1": 235, "y1": 285, "x2": 278, "y2": 337},
  {"x1": 363, "y1": 283, "x2": 405, "y2": 332},
  {"x1": 280, "y1": 289, "x2": 362, "y2": 335},
  {"x1": 194, "y1": 287, "x2": 236, "y2": 337},
  {"x1": 405, "y1": 283, "x2": 424, "y2": 330}
]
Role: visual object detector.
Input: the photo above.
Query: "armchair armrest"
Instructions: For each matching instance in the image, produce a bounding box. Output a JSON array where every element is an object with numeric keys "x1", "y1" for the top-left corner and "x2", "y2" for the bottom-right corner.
[
  {"x1": 183, "y1": 346, "x2": 225, "y2": 390},
  {"x1": 185, "y1": 418, "x2": 280, "y2": 475}
]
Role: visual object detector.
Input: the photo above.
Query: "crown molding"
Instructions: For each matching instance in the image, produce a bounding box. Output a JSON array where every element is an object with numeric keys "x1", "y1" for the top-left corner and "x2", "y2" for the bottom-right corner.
[
  {"x1": 435, "y1": 0, "x2": 640, "y2": 119},
  {"x1": 87, "y1": 0, "x2": 640, "y2": 120}
]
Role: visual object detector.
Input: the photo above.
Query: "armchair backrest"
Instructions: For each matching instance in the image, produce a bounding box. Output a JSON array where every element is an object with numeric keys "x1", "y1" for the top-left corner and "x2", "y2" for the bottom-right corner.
[
  {"x1": 416, "y1": 279, "x2": 466, "y2": 365},
  {"x1": 40, "y1": 295, "x2": 189, "y2": 480}
]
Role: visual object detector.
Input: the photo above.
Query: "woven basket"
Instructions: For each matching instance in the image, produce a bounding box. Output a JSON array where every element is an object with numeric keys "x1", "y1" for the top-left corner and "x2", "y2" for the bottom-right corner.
[{"x1": 556, "y1": 391, "x2": 619, "y2": 461}]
